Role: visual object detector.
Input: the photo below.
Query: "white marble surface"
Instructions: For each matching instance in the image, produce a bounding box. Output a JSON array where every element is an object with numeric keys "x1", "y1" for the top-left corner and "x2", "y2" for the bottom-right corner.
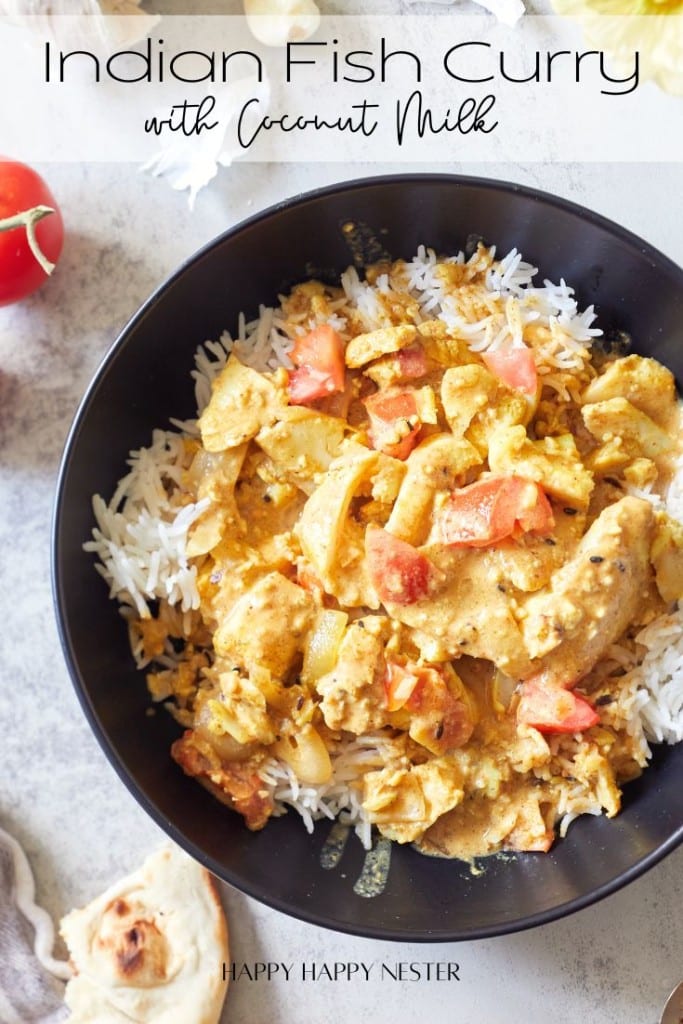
[{"x1": 1, "y1": 159, "x2": 682, "y2": 1024}]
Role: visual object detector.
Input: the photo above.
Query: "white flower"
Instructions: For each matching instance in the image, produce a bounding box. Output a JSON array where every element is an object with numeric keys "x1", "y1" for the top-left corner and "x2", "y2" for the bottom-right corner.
[
  {"x1": 0, "y1": 0, "x2": 159, "y2": 51},
  {"x1": 141, "y1": 74, "x2": 271, "y2": 209},
  {"x1": 242, "y1": 0, "x2": 321, "y2": 47},
  {"x1": 400, "y1": 0, "x2": 525, "y2": 25},
  {"x1": 470, "y1": 0, "x2": 525, "y2": 24},
  {"x1": 551, "y1": 0, "x2": 683, "y2": 95}
]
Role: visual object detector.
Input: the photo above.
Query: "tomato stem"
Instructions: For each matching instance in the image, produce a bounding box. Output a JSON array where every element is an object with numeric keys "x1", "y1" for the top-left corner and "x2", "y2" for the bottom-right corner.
[{"x1": 0, "y1": 204, "x2": 57, "y2": 276}]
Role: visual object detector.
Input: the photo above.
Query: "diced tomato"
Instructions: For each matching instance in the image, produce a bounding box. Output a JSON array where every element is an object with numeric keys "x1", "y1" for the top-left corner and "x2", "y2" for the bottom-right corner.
[
  {"x1": 287, "y1": 324, "x2": 345, "y2": 405},
  {"x1": 365, "y1": 525, "x2": 438, "y2": 605},
  {"x1": 403, "y1": 664, "x2": 449, "y2": 713},
  {"x1": 383, "y1": 661, "x2": 420, "y2": 712},
  {"x1": 437, "y1": 475, "x2": 555, "y2": 548},
  {"x1": 396, "y1": 343, "x2": 429, "y2": 379},
  {"x1": 290, "y1": 324, "x2": 345, "y2": 384},
  {"x1": 287, "y1": 366, "x2": 335, "y2": 404},
  {"x1": 364, "y1": 388, "x2": 421, "y2": 460},
  {"x1": 402, "y1": 663, "x2": 475, "y2": 751},
  {"x1": 482, "y1": 344, "x2": 538, "y2": 397},
  {"x1": 384, "y1": 660, "x2": 474, "y2": 750},
  {"x1": 365, "y1": 389, "x2": 417, "y2": 424},
  {"x1": 438, "y1": 476, "x2": 508, "y2": 548},
  {"x1": 517, "y1": 679, "x2": 599, "y2": 735},
  {"x1": 379, "y1": 428, "x2": 421, "y2": 461}
]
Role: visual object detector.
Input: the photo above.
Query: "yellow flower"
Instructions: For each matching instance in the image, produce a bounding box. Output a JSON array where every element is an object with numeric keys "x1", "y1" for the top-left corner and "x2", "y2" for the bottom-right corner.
[{"x1": 551, "y1": 0, "x2": 683, "y2": 95}]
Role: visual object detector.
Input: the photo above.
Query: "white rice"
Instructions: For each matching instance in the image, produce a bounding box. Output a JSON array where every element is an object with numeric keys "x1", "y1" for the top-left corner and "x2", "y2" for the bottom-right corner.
[
  {"x1": 258, "y1": 733, "x2": 401, "y2": 850},
  {"x1": 84, "y1": 430, "x2": 209, "y2": 619},
  {"x1": 84, "y1": 244, "x2": 683, "y2": 844},
  {"x1": 626, "y1": 612, "x2": 683, "y2": 746}
]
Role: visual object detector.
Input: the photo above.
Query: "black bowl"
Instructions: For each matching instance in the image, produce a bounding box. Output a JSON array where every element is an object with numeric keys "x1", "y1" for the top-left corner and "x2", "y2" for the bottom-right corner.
[{"x1": 52, "y1": 174, "x2": 683, "y2": 941}]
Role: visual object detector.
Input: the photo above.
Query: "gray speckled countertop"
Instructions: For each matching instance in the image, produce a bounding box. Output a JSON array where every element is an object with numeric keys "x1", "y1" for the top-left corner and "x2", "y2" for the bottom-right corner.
[{"x1": 2, "y1": 159, "x2": 682, "y2": 1024}]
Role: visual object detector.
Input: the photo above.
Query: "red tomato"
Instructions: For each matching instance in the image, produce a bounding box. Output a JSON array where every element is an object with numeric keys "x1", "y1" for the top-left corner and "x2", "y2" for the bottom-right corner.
[
  {"x1": 438, "y1": 476, "x2": 508, "y2": 547},
  {"x1": 383, "y1": 661, "x2": 420, "y2": 712},
  {"x1": 482, "y1": 344, "x2": 538, "y2": 397},
  {"x1": 364, "y1": 388, "x2": 421, "y2": 460},
  {"x1": 287, "y1": 324, "x2": 345, "y2": 405},
  {"x1": 287, "y1": 366, "x2": 335, "y2": 404},
  {"x1": 365, "y1": 525, "x2": 437, "y2": 605},
  {"x1": 437, "y1": 475, "x2": 554, "y2": 548},
  {"x1": 396, "y1": 343, "x2": 429, "y2": 379},
  {"x1": 517, "y1": 679, "x2": 599, "y2": 735},
  {"x1": 399, "y1": 662, "x2": 475, "y2": 751},
  {"x1": 0, "y1": 159, "x2": 64, "y2": 306},
  {"x1": 384, "y1": 661, "x2": 474, "y2": 750}
]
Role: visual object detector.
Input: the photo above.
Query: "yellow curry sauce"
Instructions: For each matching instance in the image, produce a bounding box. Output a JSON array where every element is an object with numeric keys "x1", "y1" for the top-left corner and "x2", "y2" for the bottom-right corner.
[{"x1": 136, "y1": 247, "x2": 683, "y2": 860}]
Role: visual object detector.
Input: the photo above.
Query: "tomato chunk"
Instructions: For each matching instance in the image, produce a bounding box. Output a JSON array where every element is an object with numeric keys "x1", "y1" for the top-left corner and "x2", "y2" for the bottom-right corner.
[
  {"x1": 364, "y1": 388, "x2": 421, "y2": 460},
  {"x1": 384, "y1": 661, "x2": 474, "y2": 750},
  {"x1": 404, "y1": 663, "x2": 475, "y2": 751},
  {"x1": 287, "y1": 324, "x2": 345, "y2": 405},
  {"x1": 383, "y1": 661, "x2": 420, "y2": 712},
  {"x1": 482, "y1": 344, "x2": 538, "y2": 397},
  {"x1": 287, "y1": 366, "x2": 334, "y2": 404},
  {"x1": 517, "y1": 679, "x2": 599, "y2": 735},
  {"x1": 438, "y1": 476, "x2": 508, "y2": 548},
  {"x1": 396, "y1": 343, "x2": 429, "y2": 379},
  {"x1": 365, "y1": 525, "x2": 437, "y2": 604},
  {"x1": 437, "y1": 475, "x2": 555, "y2": 548}
]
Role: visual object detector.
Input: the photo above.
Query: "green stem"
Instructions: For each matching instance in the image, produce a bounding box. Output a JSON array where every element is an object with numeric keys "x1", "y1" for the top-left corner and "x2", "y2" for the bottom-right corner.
[{"x1": 0, "y1": 205, "x2": 56, "y2": 276}]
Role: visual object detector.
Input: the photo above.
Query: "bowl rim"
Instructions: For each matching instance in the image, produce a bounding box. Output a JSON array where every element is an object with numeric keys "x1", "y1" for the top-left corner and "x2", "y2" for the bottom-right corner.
[{"x1": 51, "y1": 171, "x2": 683, "y2": 942}]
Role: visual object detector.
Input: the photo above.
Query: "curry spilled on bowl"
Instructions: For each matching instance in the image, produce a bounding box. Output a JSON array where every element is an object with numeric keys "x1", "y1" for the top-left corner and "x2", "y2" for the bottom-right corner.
[{"x1": 85, "y1": 241, "x2": 683, "y2": 863}]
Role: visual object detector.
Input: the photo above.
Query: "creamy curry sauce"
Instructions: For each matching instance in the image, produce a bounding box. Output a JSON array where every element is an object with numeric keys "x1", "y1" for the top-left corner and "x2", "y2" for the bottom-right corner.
[{"x1": 136, "y1": 248, "x2": 683, "y2": 861}]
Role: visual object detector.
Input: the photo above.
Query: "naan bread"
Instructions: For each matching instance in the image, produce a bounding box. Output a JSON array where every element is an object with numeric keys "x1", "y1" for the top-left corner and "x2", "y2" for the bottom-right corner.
[{"x1": 59, "y1": 846, "x2": 229, "y2": 1024}]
